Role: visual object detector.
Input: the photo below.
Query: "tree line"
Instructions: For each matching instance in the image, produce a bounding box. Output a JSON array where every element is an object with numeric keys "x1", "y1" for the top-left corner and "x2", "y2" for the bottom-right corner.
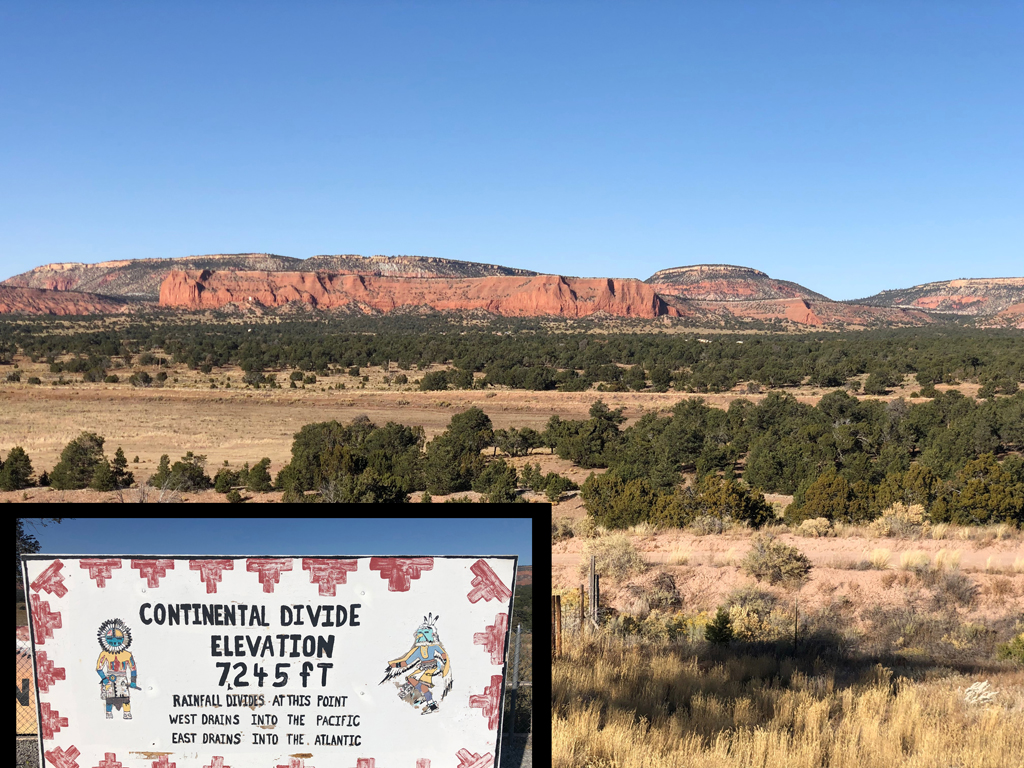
[
  {"x1": 4, "y1": 387, "x2": 1022, "y2": 520},
  {"x1": 3, "y1": 317, "x2": 1022, "y2": 395}
]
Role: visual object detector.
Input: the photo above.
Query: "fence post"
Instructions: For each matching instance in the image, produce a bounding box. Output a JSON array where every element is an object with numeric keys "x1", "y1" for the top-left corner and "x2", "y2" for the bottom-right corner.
[
  {"x1": 595, "y1": 574, "x2": 600, "y2": 627},
  {"x1": 551, "y1": 595, "x2": 556, "y2": 655},
  {"x1": 579, "y1": 584, "x2": 584, "y2": 635},
  {"x1": 507, "y1": 623, "x2": 521, "y2": 736},
  {"x1": 794, "y1": 595, "x2": 798, "y2": 649},
  {"x1": 589, "y1": 555, "x2": 596, "y2": 625},
  {"x1": 555, "y1": 595, "x2": 562, "y2": 657}
]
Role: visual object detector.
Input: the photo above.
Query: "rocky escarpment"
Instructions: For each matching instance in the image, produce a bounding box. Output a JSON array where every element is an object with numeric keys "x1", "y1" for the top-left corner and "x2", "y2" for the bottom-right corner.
[
  {"x1": 304, "y1": 254, "x2": 539, "y2": 279},
  {"x1": 2, "y1": 254, "x2": 302, "y2": 300},
  {"x1": 680, "y1": 298, "x2": 934, "y2": 328},
  {"x1": 0, "y1": 286, "x2": 141, "y2": 315},
  {"x1": 3, "y1": 253, "x2": 538, "y2": 301},
  {"x1": 158, "y1": 270, "x2": 680, "y2": 319},
  {"x1": 853, "y1": 277, "x2": 1024, "y2": 316},
  {"x1": 646, "y1": 264, "x2": 830, "y2": 302}
]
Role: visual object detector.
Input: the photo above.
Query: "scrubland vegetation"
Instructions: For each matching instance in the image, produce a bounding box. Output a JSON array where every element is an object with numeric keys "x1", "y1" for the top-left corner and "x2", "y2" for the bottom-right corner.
[
  {"x1": 552, "y1": 522, "x2": 1024, "y2": 767},
  {"x1": 3, "y1": 316, "x2": 1022, "y2": 508},
  {"x1": 1, "y1": 317, "x2": 1022, "y2": 396}
]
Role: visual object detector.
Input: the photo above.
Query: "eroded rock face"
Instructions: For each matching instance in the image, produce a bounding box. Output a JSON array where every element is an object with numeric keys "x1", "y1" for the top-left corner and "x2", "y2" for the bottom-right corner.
[
  {"x1": 646, "y1": 264, "x2": 830, "y2": 302},
  {"x1": 854, "y1": 277, "x2": 1024, "y2": 315},
  {"x1": 689, "y1": 298, "x2": 933, "y2": 328},
  {"x1": 303, "y1": 254, "x2": 538, "y2": 279},
  {"x1": 2, "y1": 253, "x2": 537, "y2": 300},
  {"x1": 0, "y1": 286, "x2": 139, "y2": 315},
  {"x1": 158, "y1": 270, "x2": 680, "y2": 319}
]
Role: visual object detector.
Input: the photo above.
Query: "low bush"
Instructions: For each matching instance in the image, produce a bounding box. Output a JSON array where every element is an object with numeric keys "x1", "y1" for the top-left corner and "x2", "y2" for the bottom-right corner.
[
  {"x1": 870, "y1": 503, "x2": 926, "y2": 538},
  {"x1": 570, "y1": 516, "x2": 596, "y2": 539},
  {"x1": 796, "y1": 517, "x2": 834, "y2": 537},
  {"x1": 742, "y1": 534, "x2": 812, "y2": 586},
  {"x1": 899, "y1": 550, "x2": 930, "y2": 572},
  {"x1": 866, "y1": 548, "x2": 892, "y2": 570},
  {"x1": 214, "y1": 468, "x2": 240, "y2": 493},
  {"x1": 725, "y1": 586, "x2": 779, "y2": 642},
  {"x1": 937, "y1": 548, "x2": 958, "y2": 573},
  {"x1": 930, "y1": 569, "x2": 977, "y2": 610},
  {"x1": 691, "y1": 515, "x2": 729, "y2": 535},
  {"x1": 996, "y1": 631, "x2": 1024, "y2": 665},
  {"x1": 577, "y1": 534, "x2": 647, "y2": 583},
  {"x1": 552, "y1": 516, "x2": 576, "y2": 543}
]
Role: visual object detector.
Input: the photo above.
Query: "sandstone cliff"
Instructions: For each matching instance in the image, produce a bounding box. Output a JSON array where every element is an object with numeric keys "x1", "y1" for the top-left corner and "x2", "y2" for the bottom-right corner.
[
  {"x1": 0, "y1": 286, "x2": 140, "y2": 315},
  {"x1": 3, "y1": 253, "x2": 537, "y2": 300},
  {"x1": 158, "y1": 270, "x2": 679, "y2": 319},
  {"x1": 2, "y1": 254, "x2": 301, "y2": 299},
  {"x1": 646, "y1": 264, "x2": 830, "y2": 302}
]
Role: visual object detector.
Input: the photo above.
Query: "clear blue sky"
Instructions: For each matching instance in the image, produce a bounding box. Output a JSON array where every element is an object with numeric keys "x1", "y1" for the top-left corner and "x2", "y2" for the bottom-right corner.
[
  {"x1": 19, "y1": 518, "x2": 531, "y2": 564},
  {"x1": 1, "y1": 1, "x2": 1020, "y2": 300}
]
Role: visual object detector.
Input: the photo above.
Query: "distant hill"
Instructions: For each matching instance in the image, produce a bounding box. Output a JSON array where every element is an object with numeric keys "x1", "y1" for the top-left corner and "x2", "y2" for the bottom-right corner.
[
  {"x1": 2, "y1": 253, "x2": 1020, "y2": 329},
  {"x1": 3, "y1": 253, "x2": 539, "y2": 301},
  {"x1": 646, "y1": 264, "x2": 930, "y2": 328},
  {"x1": 851, "y1": 277, "x2": 1024, "y2": 317},
  {"x1": 304, "y1": 254, "x2": 539, "y2": 279},
  {"x1": 516, "y1": 566, "x2": 532, "y2": 586},
  {"x1": 645, "y1": 264, "x2": 830, "y2": 302},
  {"x1": 2, "y1": 254, "x2": 301, "y2": 300},
  {"x1": 0, "y1": 286, "x2": 138, "y2": 315}
]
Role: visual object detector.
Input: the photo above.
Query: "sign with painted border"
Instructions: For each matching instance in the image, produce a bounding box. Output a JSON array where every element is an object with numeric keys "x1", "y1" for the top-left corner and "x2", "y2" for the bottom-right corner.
[{"x1": 22, "y1": 554, "x2": 517, "y2": 768}]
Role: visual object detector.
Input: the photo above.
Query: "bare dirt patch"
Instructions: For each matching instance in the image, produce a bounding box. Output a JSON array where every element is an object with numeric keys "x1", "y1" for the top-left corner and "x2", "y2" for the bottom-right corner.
[{"x1": 553, "y1": 527, "x2": 1024, "y2": 630}]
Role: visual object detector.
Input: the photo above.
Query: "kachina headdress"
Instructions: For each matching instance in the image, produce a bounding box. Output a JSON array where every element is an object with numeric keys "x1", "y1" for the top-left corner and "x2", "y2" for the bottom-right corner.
[{"x1": 97, "y1": 618, "x2": 132, "y2": 652}]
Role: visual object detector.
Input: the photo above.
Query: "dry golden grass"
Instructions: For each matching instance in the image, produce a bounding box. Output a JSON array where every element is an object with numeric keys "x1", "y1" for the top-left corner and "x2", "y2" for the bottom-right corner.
[
  {"x1": 899, "y1": 549, "x2": 931, "y2": 571},
  {"x1": 934, "y1": 548, "x2": 963, "y2": 571},
  {"x1": 4, "y1": 348, "x2": 989, "y2": 487},
  {"x1": 553, "y1": 632, "x2": 1024, "y2": 768},
  {"x1": 867, "y1": 548, "x2": 892, "y2": 570}
]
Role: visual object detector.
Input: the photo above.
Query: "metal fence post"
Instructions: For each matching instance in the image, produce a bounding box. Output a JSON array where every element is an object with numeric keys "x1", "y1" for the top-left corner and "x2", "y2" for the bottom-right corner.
[
  {"x1": 579, "y1": 584, "x2": 584, "y2": 635},
  {"x1": 551, "y1": 595, "x2": 556, "y2": 655},
  {"x1": 507, "y1": 623, "x2": 521, "y2": 735},
  {"x1": 590, "y1": 555, "x2": 596, "y2": 625},
  {"x1": 555, "y1": 595, "x2": 562, "y2": 657}
]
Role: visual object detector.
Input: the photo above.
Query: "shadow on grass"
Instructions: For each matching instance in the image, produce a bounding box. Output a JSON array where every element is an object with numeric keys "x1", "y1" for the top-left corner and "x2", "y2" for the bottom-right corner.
[{"x1": 558, "y1": 625, "x2": 1018, "y2": 738}]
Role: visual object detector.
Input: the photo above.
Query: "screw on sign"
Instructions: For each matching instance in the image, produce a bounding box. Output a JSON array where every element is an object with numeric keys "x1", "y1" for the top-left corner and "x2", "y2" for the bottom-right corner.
[{"x1": 22, "y1": 554, "x2": 518, "y2": 768}]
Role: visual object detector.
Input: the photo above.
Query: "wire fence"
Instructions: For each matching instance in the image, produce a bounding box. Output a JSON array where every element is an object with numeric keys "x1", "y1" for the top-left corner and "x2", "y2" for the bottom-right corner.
[
  {"x1": 503, "y1": 623, "x2": 532, "y2": 737},
  {"x1": 16, "y1": 626, "x2": 37, "y2": 736}
]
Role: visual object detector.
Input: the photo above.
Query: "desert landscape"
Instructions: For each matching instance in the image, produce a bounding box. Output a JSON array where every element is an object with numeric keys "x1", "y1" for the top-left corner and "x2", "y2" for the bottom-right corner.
[
  {"x1": 7, "y1": 5, "x2": 1022, "y2": 767},
  {"x1": 0, "y1": 333, "x2": 994, "y2": 502}
]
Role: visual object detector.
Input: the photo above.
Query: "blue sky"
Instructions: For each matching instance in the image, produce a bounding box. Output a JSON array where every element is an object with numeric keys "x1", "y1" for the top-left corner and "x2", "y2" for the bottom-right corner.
[
  {"x1": 19, "y1": 518, "x2": 531, "y2": 564},
  {"x1": 1, "y1": 1, "x2": 1020, "y2": 300}
]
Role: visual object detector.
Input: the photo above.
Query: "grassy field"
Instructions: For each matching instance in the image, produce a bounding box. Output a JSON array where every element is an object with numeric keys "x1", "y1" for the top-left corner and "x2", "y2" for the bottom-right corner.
[
  {"x1": 0, "y1": 351, "x2": 980, "y2": 487},
  {"x1": 552, "y1": 521, "x2": 1024, "y2": 768},
  {"x1": 554, "y1": 631, "x2": 1024, "y2": 768}
]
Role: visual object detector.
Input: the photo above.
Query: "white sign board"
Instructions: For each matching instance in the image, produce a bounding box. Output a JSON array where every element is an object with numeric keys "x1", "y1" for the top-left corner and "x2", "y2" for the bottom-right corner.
[{"x1": 23, "y1": 555, "x2": 518, "y2": 768}]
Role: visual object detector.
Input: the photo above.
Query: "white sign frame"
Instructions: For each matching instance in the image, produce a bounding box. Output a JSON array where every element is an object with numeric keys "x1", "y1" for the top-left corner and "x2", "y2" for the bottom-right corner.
[{"x1": 22, "y1": 554, "x2": 518, "y2": 768}]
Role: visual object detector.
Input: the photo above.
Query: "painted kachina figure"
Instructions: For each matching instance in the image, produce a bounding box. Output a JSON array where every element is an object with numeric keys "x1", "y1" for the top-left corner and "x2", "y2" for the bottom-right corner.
[
  {"x1": 96, "y1": 618, "x2": 139, "y2": 720},
  {"x1": 379, "y1": 612, "x2": 452, "y2": 715}
]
